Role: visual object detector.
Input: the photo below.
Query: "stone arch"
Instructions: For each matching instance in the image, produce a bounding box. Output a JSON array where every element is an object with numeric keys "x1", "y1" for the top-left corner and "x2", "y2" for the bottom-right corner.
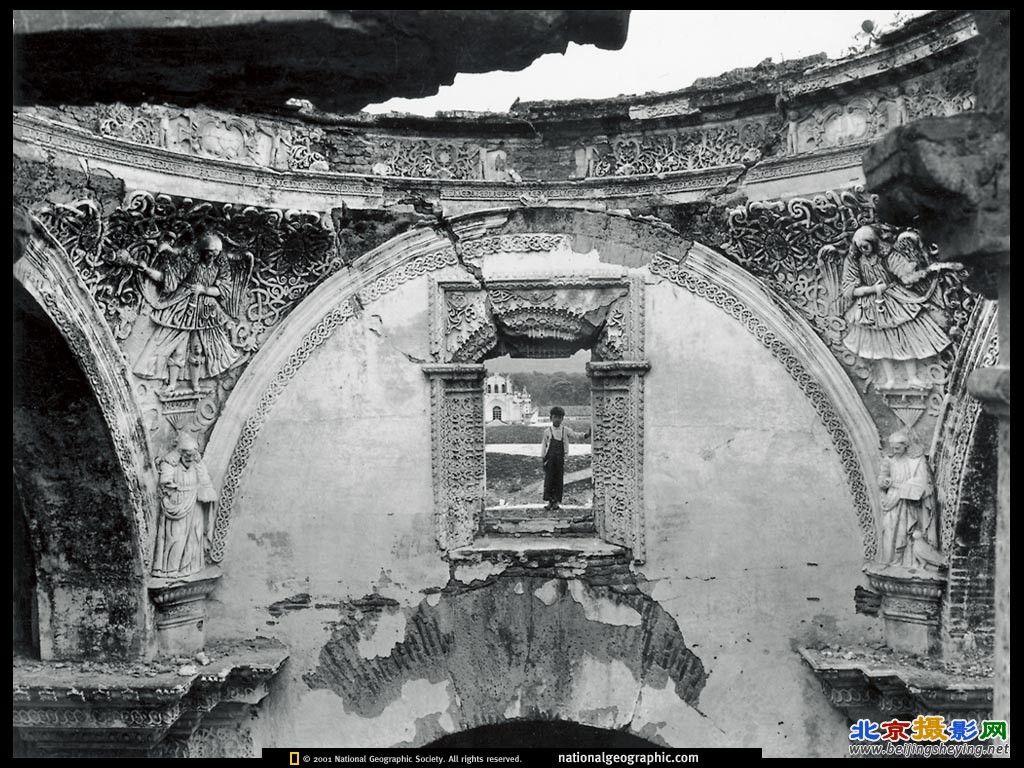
[
  {"x1": 204, "y1": 207, "x2": 882, "y2": 563},
  {"x1": 14, "y1": 213, "x2": 160, "y2": 570},
  {"x1": 13, "y1": 273, "x2": 154, "y2": 659}
]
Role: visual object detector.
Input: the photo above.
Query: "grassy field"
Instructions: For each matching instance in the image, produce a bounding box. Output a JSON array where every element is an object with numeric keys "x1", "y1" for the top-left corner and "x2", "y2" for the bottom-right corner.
[
  {"x1": 485, "y1": 421, "x2": 591, "y2": 444},
  {"x1": 485, "y1": 453, "x2": 592, "y2": 507}
]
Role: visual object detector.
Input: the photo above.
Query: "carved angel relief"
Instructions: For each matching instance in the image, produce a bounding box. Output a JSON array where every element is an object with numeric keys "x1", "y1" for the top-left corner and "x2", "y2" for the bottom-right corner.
[
  {"x1": 39, "y1": 191, "x2": 341, "y2": 438},
  {"x1": 724, "y1": 189, "x2": 976, "y2": 431},
  {"x1": 118, "y1": 232, "x2": 253, "y2": 427},
  {"x1": 817, "y1": 225, "x2": 964, "y2": 426}
]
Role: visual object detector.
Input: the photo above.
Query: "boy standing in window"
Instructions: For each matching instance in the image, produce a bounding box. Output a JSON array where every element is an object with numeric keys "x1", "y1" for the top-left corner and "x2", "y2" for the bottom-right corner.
[{"x1": 541, "y1": 406, "x2": 590, "y2": 511}]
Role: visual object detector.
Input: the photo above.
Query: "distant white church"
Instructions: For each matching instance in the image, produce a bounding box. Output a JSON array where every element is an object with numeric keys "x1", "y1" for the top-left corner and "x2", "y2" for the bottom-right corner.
[{"x1": 484, "y1": 374, "x2": 534, "y2": 424}]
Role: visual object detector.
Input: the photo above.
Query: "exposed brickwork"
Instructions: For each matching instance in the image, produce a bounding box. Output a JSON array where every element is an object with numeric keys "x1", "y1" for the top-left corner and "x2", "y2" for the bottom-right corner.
[{"x1": 941, "y1": 412, "x2": 998, "y2": 655}]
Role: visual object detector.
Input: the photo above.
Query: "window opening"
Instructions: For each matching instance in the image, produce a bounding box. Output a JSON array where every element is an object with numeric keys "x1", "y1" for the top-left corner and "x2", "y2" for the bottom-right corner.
[{"x1": 484, "y1": 352, "x2": 593, "y2": 536}]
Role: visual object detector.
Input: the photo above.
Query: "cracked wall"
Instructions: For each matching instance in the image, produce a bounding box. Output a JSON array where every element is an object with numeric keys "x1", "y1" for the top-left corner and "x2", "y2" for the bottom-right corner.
[{"x1": 210, "y1": 237, "x2": 876, "y2": 755}]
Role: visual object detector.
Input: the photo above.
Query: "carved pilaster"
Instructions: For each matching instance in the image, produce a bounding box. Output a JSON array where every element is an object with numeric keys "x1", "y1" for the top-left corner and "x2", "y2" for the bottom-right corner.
[
  {"x1": 422, "y1": 364, "x2": 486, "y2": 552},
  {"x1": 588, "y1": 360, "x2": 650, "y2": 562}
]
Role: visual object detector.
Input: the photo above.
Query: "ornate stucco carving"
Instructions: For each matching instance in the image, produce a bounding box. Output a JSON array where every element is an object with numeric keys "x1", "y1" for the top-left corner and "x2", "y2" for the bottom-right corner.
[
  {"x1": 588, "y1": 360, "x2": 649, "y2": 558},
  {"x1": 91, "y1": 103, "x2": 329, "y2": 171},
  {"x1": 425, "y1": 272, "x2": 648, "y2": 560},
  {"x1": 36, "y1": 192, "x2": 342, "y2": 453},
  {"x1": 371, "y1": 136, "x2": 483, "y2": 180},
  {"x1": 575, "y1": 62, "x2": 976, "y2": 178},
  {"x1": 722, "y1": 188, "x2": 977, "y2": 429},
  {"x1": 422, "y1": 364, "x2": 486, "y2": 552},
  {"x1": 931, "y1": 301, "x2": 999, "y2": 552},
  {"x1": 583, "y1": 119, "x2": 779, "y2": 177},
  {"x1": 460, "y1": 234, "x2": 571, "y2": 265}
]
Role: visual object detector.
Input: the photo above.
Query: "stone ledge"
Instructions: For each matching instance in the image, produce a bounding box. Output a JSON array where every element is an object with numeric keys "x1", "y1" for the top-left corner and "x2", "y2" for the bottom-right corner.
[
  {"x1": 799, "y1": 646, "x2": 993, "y2": 723},
  {"x1": 12, "y1": 638, "x2": 288, "y2": 756},
  {"x1": 451, "y1": 535, "x2": 629, "y2": 563}
]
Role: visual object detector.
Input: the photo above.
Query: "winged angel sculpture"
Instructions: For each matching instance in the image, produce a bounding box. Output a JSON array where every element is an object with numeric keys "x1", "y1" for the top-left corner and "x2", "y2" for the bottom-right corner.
[
  {"x1": 117, "y1": 232, "x2": 253, "y2": 393},
  {"x1": 818, "y1": 225, "x2": 962, "y2": 390}
]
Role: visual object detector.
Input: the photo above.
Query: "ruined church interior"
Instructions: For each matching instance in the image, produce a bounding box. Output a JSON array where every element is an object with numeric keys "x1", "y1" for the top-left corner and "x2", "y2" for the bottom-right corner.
[{"x1": 13, "y1": 10, "x2": 1009, "y2": 757}]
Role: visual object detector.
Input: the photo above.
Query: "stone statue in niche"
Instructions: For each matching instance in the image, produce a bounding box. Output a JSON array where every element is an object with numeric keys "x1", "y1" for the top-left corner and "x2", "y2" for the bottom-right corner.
[
  {"x1": 118, "y1": 232, "x2": 253, "y2": 394},
  {"x1": 837, "y1": 225, "x2": 961, "y2": 390},
  {"x1": 153, "y1": 432, "x2": 216, "y2": 578},
  {"x1": 572, "y1": 144, "x2": 597, "y2": 179},
  {"x1": 878, "y1": 432, "x2": 942, "y2": 570},
  {"x1": 775, "y1": 93, "x2": 802, "y2": 155}
]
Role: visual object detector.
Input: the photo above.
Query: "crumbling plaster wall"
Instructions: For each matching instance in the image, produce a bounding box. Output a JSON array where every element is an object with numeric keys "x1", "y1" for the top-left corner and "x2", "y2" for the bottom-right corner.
[{"x1": 208, "y1": 247, "x2": 874, "y2": 755}]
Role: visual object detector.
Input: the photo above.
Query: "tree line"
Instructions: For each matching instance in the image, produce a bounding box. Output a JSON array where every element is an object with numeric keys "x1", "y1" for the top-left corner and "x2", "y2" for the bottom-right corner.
[{"x1": 508, "y1": 371, "x2": 590, "y2": 406}]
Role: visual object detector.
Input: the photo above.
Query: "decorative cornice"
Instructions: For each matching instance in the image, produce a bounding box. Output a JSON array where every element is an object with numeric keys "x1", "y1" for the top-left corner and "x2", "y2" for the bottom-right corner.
[
  {"x1": 13, "y1": 111, "x2": 866, "y2": 207},
  {"x1": 12, "y1": 641, "x2": 288, "y2": 756},
  {"x1": 587, "y1": 360, "x2": 651, "y2": 377},
  {"x1": 799, "y1": 646, "x2": 993, "y2": 722},
  {"x1": 149, "y1": 568, "x2": 223, "y2": 606},
  {"x1": 789, "y1": 12, "x2": 978, "y2": 97},
  {"x1": 421, "y1": 364, "x2": 486, "y2": 379}
]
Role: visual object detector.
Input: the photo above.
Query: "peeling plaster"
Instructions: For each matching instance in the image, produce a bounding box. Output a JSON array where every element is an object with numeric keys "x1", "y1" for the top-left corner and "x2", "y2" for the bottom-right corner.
[
  {"x1": 356, "y1": 610, "x2": 407, "y2": 660},
  {"x1": 454, "y1": 560, "x2": 508, "y2": 584},
  {"x1": 293, "y1": 679, "x2": 455, "y2": 748},
  {"x1": 533, "y1": 579, "x2": 561, "y2": 606},
  {"x1": 631, "y1": 681, "x2": 722, "y2": 748},
  {"x1": 568, "y1": 580, "x2": 642, "y2": 626},
  {"x1": 503, "y1": 688, "x2": 523, "y2": 719},
  {"x1": 305, "y1": 575, "x2": 707, "y2": 732},
  {"x1": 565, "y1": 654, "x2": 639, "y2": 730}
]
